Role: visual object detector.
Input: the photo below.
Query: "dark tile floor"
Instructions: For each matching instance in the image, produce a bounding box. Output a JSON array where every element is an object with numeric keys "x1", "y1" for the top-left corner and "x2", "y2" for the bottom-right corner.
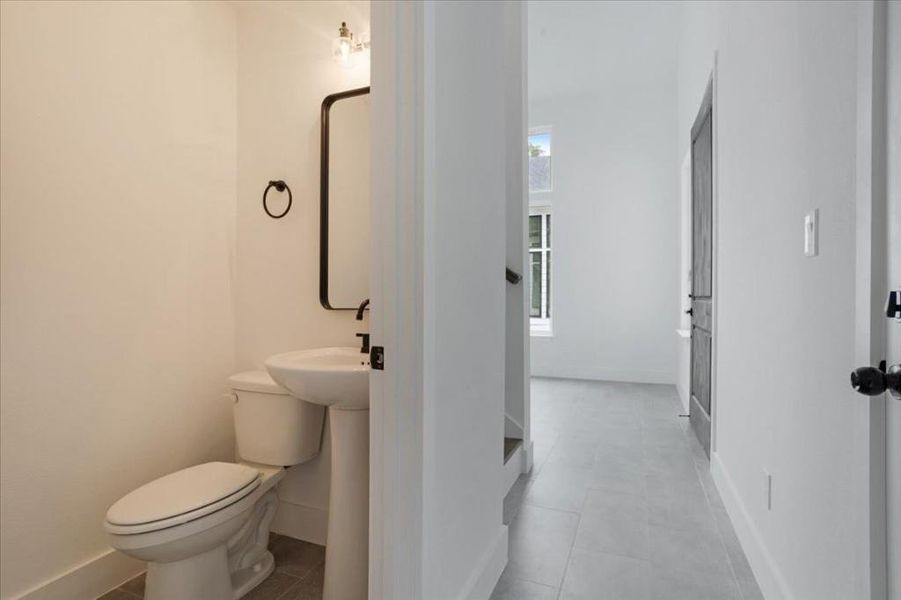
[
  {"x1": 98, "y1": 533, "x2": 325, "y2": 600},
  {"x1": 492, "y1": 377, "x2": 764, "y2": 600}
]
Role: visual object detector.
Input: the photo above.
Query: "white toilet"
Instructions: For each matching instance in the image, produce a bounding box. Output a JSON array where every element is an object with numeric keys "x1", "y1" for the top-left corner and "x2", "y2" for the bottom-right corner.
[{"x1": 104, "y1": 371, "x2": 325, "y2": 600}]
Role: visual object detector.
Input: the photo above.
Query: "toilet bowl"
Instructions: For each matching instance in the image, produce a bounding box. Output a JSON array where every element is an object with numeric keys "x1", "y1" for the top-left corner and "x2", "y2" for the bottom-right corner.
[{"x1": 104, "y1": 371, "x2": 324, "y2": 600}]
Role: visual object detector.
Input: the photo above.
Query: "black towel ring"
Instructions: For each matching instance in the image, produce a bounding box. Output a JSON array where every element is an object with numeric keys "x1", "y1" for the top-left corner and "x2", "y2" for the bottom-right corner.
[{"x1": 263, "y1": 180, "x2": 292, "y2": 219}]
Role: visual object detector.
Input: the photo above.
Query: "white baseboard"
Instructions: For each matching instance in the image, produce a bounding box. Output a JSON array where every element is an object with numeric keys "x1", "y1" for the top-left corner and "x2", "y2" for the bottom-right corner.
[
  {"x1": 16, "y1": 548, "x2": 143, "y2": 600},
  {"x1": 460, "y1": 526, "x2": 508, "y2": 600},
  {"x1": 271, "y1": 499, "x2": 329, "y2": 546},
  {"x1": 529, "y1": 368, "x2": 675, "y2": 385},
  {"x1": 710, "y1": 451, "x2": 792, "y2": 600}
]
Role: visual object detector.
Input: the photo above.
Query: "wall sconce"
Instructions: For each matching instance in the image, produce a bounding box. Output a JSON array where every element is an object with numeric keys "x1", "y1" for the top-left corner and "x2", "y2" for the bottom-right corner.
[{"x1": 332, "y1": 21, "x2": 370, "y2": 68}]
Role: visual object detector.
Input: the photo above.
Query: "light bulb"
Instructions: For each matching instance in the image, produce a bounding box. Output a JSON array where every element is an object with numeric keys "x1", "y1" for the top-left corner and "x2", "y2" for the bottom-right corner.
[{"x1": 333, "y1": 21, "x2": 354, "y2": 66}]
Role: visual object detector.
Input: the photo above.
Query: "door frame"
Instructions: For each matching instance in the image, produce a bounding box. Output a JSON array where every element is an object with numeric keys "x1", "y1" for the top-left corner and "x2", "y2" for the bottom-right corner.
[
  {"x1": 709, "y1": 58, "x2": 720, "y2": 456},
  {"x1": 855, "y1": 2, "x2": 889, "y2": 599},
  {"x1": 368, "y1": 2, "x2": 527, "y2": 595}
]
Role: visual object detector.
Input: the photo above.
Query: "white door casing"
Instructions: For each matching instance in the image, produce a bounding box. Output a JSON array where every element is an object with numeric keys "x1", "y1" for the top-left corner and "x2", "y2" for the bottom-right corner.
[
  {"x1": 855, "y1": 2, "x2": 892, "y2": 598},
  {"x1": 884, "y1": 2, "x2": 900, "y2": 597}
]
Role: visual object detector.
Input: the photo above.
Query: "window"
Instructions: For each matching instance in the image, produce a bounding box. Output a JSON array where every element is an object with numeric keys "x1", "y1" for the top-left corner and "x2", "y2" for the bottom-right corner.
[
  {"x1": 530, "y1": 207, "x2": 551, "y2": 335},
  {"x1": 529, "y1": 130, "x2": 552, "y2": 193}
]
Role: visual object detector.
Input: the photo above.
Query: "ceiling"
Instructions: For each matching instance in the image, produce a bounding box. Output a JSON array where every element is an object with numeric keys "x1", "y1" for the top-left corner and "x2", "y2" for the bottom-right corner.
[{"x1": 528, "y1": 0, "x2": 682, "y2": 101}]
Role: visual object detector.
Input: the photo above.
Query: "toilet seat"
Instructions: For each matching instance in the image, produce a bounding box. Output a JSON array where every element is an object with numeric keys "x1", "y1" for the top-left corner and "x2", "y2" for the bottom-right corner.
[{"x1": 104, "y1": 462, "x2": 261, "y2": 535}]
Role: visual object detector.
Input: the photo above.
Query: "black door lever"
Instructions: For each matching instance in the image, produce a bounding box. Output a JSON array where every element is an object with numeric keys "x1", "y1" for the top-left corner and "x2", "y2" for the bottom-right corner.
[
  {"x1": 887, "y1": 290, "x2": 901, "y2": 319},
  {"x1": 850, "y1": 362, "x2": 901, "y2": 399}
]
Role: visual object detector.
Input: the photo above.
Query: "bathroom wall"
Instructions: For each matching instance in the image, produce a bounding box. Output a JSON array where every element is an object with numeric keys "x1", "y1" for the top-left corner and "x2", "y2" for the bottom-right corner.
[
  {"x1": 528, "y1": 1, "x2": 682, "y2": 384},
  {"x1": 0, "y1": 2, "x2": 238, "y2": 597},
  {"x1": 677, "y1": 2, "x2": 870, "y2": 597},
  {"x1": 233, "y1": 0, "x2": 370, "y2": 544}
]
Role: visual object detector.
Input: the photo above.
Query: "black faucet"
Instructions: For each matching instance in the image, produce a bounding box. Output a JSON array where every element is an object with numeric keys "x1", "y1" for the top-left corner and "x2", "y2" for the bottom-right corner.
[
  {"x1": 356, "y1": 298, "x2": 369, "y2": 321},
  {"x1": 356, "y1": 333, "x2": 370, "y2": 354}
]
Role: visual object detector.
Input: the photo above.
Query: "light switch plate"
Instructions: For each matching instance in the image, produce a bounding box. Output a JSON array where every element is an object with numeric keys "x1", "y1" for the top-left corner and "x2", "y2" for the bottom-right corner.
[{"x1": 804, "y1": 209, "x2": 818, "y2": 257}]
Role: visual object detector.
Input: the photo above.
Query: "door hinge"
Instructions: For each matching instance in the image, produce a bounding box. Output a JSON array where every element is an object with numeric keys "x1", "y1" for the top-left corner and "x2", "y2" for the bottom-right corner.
[{"x1": 370, "y1": 346, "x2": 385, "y2": 370}]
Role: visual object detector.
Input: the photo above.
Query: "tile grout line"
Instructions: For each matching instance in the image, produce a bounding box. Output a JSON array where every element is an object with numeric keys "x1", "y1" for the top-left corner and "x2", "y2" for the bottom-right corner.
[
  {"x1": 521, "y1": 498, "x2": 583, "y2": 516},
  {"x1": 272, "y1": 573, "x2": 305, "y2": 600},
  {"x1": 692, "y1": 449, "x2": 747, "y2": 600},
  {"x1": 553, "y1": 485, "x2": 592, "y2": 598}
]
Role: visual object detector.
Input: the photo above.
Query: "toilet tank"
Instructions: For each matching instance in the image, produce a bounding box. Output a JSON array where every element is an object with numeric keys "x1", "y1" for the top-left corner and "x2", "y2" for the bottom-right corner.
[{"x1": 228, "y1": 370, "x2": 325, "y2": 466}]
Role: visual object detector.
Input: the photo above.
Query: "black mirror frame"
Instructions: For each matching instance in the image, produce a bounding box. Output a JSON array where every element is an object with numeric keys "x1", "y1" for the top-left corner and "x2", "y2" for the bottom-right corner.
[{"x1": 320, "y1": 86, "x2": 371, "y2": 310}]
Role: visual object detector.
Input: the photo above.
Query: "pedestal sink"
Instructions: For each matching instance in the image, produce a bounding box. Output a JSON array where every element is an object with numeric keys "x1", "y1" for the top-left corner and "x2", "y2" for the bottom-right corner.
[{"x1": 264, "y1": 347, "x2": 370, "y2": 600}]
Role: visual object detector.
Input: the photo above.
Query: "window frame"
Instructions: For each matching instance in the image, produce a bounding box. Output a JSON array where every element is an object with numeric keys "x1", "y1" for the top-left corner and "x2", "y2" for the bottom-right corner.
[
  {"x1": 529, "y1": 204, "x2": 553, "y2": 336},
  {"x1": 528, "y1": 126, "x2": 553, "y2": 194}
]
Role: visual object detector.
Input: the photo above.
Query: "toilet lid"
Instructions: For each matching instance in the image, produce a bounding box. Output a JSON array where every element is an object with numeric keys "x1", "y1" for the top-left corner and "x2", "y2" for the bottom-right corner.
[
  {"x1": 105, "y1": 462, "x2": 260, "y2": 532},
  {"x1": 228, "y1": 370, "x2": 289, "y2": 395}
]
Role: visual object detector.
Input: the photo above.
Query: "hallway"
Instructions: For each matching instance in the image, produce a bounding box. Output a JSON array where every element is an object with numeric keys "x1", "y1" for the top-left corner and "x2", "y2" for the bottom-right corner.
[{"x1": 493, "y1": 378, "x2": 763, "y2": 600}]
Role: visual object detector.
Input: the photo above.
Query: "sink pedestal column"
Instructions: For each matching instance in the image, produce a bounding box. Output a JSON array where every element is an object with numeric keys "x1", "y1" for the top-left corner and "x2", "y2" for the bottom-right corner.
[{"x1": 322, "y1": 407, "x2": 369, "y2": 600}]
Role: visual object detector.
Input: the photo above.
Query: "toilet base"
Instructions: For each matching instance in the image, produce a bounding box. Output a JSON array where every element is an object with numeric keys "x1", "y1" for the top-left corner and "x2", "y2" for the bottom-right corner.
[
  {"x1": 143, "y1": 547, "x2": 274, "y2": 600},
  {"x1": 232, "y1": 550, "x2": 275, "y2": 599},
  {"x1": 132, "y1": 487, "x2": 281, "y2": 600},
  {"x1": 146, "y1": 544, "x2": 233, "y2": 600}
]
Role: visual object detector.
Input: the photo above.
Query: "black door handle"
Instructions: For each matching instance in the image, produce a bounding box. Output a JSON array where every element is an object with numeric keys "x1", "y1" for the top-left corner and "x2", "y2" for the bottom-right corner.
[
  {"x1": 685, "y1": 308, "x2": 693, "y2": 316},
  {"x1": 851, "y1": 363, "x2": 901, "y2": 398}
]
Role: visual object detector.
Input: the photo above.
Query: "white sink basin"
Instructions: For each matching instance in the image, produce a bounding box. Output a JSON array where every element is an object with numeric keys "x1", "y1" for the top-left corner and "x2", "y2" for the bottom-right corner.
[{"x1": 265, "y1": 347, "x2": 370, "y2": 410}]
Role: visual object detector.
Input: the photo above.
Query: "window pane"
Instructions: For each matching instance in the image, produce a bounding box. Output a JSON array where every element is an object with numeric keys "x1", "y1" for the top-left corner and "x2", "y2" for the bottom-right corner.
[
  {"x1": 529, "y1": 132, "x2": 551, "y2": 155},
  {"x1": 544, "y1": 250, "x2": 551, "y2": 319},
  {"x1": 545, "y1": 214, "x2": 551, "y2": 247},
  {"x1": 528, "y1": 132, "x2": 552, "y2": 193},
  {"x1": 529, "y1": 215, "x2": 542, "y2": 248},
  {"x1": 530, "y1": 252, "x2": 541, "y2": 317}
]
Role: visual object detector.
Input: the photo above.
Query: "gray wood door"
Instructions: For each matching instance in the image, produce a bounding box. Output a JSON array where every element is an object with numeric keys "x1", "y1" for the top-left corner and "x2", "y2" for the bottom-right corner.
[{"x1": 690, "y1": 81, "x2": 714, "y2": 457}]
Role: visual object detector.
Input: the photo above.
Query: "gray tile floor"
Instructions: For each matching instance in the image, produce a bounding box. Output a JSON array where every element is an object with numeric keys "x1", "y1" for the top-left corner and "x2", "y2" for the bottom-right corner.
[
  {"x1": 98, "y1": 533, "x2": 324, "y2": 600},
  {"x1": 493, "y1": 378, "x2": 764, "y2": 600}
]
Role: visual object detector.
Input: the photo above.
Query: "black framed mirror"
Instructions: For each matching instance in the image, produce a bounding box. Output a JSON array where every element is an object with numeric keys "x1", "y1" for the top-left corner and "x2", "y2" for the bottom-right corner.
[{"x1": 320, "y1": 86, "x2": 370, "y2": 310}]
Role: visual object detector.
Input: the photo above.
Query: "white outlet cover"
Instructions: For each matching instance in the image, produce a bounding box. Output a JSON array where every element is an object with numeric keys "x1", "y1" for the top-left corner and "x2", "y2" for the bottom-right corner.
[{"x1": 804, "y1": 209, "x2": 818, "y2": 257}]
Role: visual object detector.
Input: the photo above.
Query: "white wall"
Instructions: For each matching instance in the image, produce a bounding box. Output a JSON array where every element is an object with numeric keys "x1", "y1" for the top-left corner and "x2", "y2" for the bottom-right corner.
[
  {"x1": 0, "y1": 2, "x2": 237, "y2": 597},
  {"x1": 420, "y1": 2, "x2": 510, "y2": 596},
  {"x1": 676, "y1": 150, "x2": 692, "y2": 413},
  {"x1": 528, "y1": 1, "x2": 681, "y2": 384},
  {"x1": 233, "y1": 0, "x2": 370, "y2": 543},
  {"x1": 678, "y1": 2, "x2": 872, "y2": 598}
]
